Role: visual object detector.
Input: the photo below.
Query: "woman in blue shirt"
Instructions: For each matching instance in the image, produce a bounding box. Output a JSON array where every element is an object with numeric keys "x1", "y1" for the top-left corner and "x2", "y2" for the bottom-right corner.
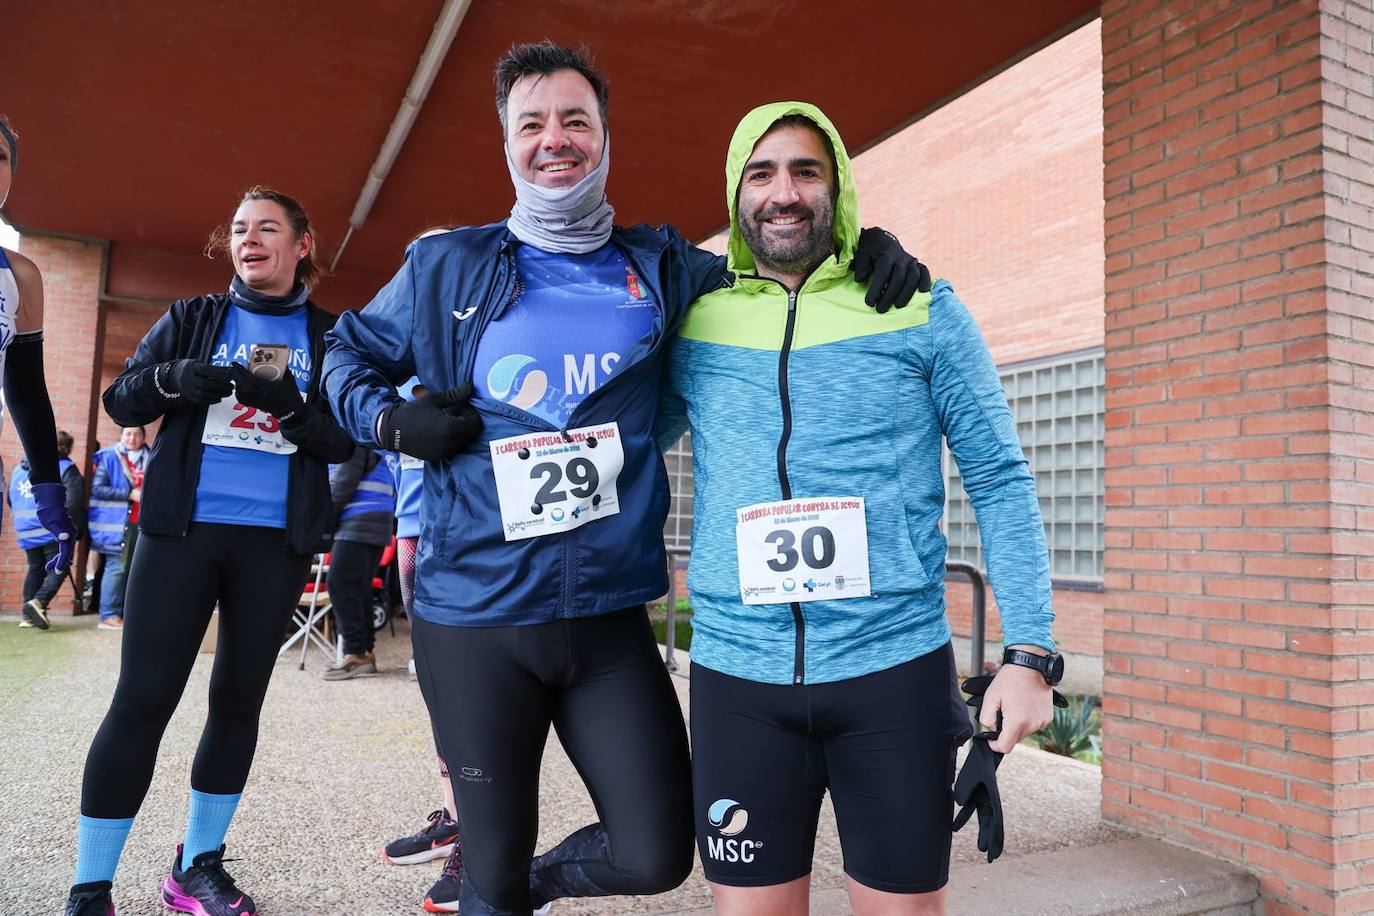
[{"x1": 64, "y1": 187, "x2": 354, "y2": 916}]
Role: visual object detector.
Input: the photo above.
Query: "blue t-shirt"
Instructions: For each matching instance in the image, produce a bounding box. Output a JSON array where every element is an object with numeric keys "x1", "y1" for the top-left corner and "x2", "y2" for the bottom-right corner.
[
  {"x1": 192, "y1": 304, "x2": 311, "y2": 529},
  {"x1": 471, "y1": 244, "x2": 657, "y2": 428}
]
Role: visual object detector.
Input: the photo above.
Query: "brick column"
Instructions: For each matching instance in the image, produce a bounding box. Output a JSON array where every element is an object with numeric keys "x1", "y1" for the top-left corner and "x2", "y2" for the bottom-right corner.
[
  {"x1": 0, "y1": 234, "x2": 105, "y2": 613},
  {"x1": 1100, "y1": 1, "x2": 1374, "y2": 912}
]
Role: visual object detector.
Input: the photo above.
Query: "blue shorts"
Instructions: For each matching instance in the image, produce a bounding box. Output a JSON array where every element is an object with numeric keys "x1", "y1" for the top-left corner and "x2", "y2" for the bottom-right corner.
[{"x1": 690, "y1": 642, "x2": 973, "y2": 893}]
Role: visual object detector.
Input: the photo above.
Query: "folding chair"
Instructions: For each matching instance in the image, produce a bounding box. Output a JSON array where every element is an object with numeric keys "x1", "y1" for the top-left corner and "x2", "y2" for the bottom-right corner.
[
  {"x1": 279, "y1": 552, "x2": 338, "y2": 668},
  {"x1": 371, "y1": 536, "x2": 398, "y2": 637}
]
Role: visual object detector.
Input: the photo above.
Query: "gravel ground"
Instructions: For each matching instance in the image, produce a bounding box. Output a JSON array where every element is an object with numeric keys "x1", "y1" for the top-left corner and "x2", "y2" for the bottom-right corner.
[{"x1": 0, "y1": 613, "x2": 1127, "y2": 915}]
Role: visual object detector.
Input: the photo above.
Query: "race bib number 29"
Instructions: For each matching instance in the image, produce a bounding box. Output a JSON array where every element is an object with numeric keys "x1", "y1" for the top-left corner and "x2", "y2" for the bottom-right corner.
[
  {"x1": 736, "y1": 496, "x2": 871, "y2": 605},
  {"x1": 490, "y1": 422, "x2": 624, "y2": 541}
]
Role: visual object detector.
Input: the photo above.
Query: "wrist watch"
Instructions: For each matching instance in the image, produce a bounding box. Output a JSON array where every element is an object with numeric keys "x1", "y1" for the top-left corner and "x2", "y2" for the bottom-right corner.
[{"x1": 1002, "y1": 647, "x2": 1065, "y2": 686}]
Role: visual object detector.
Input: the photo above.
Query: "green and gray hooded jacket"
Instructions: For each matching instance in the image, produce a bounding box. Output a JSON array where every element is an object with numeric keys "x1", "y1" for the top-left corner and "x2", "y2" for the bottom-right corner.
[{"x1": 657, "y1": 101, "x2": 1054, "y2": 685}]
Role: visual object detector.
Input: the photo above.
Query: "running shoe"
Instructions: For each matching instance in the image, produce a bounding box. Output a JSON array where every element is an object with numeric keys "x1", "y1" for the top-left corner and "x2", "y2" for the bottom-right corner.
[
  {"x1": 22, "y1": 598, "x2": 50, "y2": 629},
  {"x1": 323, "y1": 650, "x2": 377, "y2": 680},
  {"x1": 422, "y1": 845, "x2": 551, "y2": 915},
  {"x1": 384, "y1": 807, "x2": 459, "y2": 865},
  {"x1": 97, "y1": 617, "x2": 124, "y2": 630},
  {"x1": 421, "y1": 841, "x2": 463, "y2": 912},
  {"x1": 160, "y1": 844, "x2": 256, "y2": 916},
  {"x1": 64, "y1": 880, "x2": 114, "y2": 915}
]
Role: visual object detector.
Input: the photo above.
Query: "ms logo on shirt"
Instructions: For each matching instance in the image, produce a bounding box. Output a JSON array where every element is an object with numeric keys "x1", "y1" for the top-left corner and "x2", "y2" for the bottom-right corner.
[{"x1": 486, "y1": 352, "x2": 623, "y2": 416}]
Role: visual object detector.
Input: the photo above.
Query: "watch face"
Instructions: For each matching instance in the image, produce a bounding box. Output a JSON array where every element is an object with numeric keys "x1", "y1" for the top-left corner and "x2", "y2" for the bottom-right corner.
[{"x1": 1048, "y1": 653, "x2": 1065, "y2": 685}]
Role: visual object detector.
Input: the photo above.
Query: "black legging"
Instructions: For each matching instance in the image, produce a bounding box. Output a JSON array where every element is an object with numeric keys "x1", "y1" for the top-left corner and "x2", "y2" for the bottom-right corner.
[
  {"x1": 80, "y1": 522, "x2": 310, "y2": 818},
  {"x1": 412, "y1": 606, "x2": 693, "y2": 913},
  {"x1": 326, "y1": 537, "x2": 383, "y2": 656},
  {"x1": 23, "y1": 542, "x2": 65, "y2": 605}
]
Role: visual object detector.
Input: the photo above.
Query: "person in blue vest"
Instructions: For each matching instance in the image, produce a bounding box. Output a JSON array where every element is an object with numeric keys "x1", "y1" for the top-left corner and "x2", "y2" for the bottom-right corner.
[
  {"x1": 87, "y1": 425, "x2": 147, "y2": 630},
  {"x1": 323, "y1": 444, "x2": 396, "y2": 679},
  {"x1": 0, "y1": 113, "x2": 81, "y2": 625},
  {"x1": 63, "y1": 187, "x2": 354, "y2": 916},
  {"x1": 9, "y1": 430, "x2": 86, "y2": 628}
]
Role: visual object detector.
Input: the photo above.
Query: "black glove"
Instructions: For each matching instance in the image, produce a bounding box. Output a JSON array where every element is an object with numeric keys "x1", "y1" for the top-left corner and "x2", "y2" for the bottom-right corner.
[
  {"x1": 953, "y1": 733, "x2": 1005, "y2": 863},
  {"x1": 161, "y1": 359, "x2": 234, "y2": 405},
  {"x1": 228, "y1": 363, "x2": 303, "y2": 421},
  {"x1": 953, "y1": 674, "x2": 1005, "y2": 863},
  {"x1": 378, "y1": 383, "x2": 482, "y2": 462},
  {"x1": 953, "y1": 675, "x2": 1069, "y2": 863},
  {"x1": 853, "y1": 227, "x2": 932, "y2": 313}
]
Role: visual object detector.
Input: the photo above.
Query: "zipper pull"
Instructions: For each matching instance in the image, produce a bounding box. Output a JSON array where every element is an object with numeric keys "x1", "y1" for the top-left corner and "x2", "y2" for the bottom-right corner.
[{"x1": 787, "y1": 291, "x2": 797, "y2": 312}]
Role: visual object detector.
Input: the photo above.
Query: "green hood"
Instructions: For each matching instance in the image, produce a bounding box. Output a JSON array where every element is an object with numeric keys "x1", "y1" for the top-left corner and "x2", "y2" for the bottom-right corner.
[{"x1": 724, "y1": 101, "x2": 861, "y2": 275}]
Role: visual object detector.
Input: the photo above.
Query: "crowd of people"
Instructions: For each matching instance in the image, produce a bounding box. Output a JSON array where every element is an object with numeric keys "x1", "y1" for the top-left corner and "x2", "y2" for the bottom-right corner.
[
  {"x1": 5, "y1": 425, "x2": 145, "y2": 629},
  {"x1": 7, "y1": 36, "x2": 1064, "y2": 916}
]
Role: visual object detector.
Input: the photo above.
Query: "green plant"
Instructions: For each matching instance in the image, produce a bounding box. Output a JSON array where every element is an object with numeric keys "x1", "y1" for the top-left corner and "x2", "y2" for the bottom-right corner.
[
  {"x1": 651, "y1": 614, "x2": 693, "y2": 651},
  {"x1": 1035, "y1": 695, "x2": 1099, "y2": 758}
]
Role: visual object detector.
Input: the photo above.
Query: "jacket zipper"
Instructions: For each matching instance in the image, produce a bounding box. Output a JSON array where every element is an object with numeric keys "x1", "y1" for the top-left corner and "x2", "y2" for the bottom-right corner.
[
  {"x1": 744, "y1": 275, "x2": 807, "y2": 685},
  {"x1": 776, "y1": 288, "x2": 806, "y2": 685}
]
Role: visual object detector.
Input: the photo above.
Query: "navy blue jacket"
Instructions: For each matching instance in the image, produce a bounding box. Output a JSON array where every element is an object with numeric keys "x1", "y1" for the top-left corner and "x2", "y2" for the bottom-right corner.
[
  {"x1": 322, "y1": 222, "x2": 726, "y2": 626},
  {"x1": 104, "y1": 293, "x2": 355, "y2": 554}
]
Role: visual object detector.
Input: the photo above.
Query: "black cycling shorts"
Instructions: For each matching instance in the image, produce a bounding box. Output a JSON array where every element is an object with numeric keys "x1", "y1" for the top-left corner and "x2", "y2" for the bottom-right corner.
[{"x1": 690, "y1": 642, "x2": 972, "y2": 893}]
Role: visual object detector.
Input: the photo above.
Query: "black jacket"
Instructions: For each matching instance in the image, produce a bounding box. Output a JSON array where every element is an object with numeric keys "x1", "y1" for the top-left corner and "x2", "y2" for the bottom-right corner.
[{"x1": 103, "y1": 293, "x2": 355, "y2": 554}]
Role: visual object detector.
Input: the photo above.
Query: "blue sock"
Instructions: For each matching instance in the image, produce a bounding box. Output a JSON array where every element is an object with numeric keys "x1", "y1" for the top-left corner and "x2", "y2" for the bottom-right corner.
[
  {"x1": 180, "y1": 789, "x2": 242, "y2": 871},
  {"x1": 75, "y1": 814, "x2": 135, "y2": 885}
]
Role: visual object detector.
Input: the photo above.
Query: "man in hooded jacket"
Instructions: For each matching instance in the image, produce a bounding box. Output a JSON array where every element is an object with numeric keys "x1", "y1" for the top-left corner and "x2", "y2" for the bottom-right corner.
[{"x1": 657, "y1": 103, "x2": 1061, "y2": 915}]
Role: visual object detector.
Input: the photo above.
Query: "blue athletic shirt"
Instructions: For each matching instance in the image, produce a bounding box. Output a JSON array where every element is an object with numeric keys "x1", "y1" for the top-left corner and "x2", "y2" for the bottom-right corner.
[
  {"x1": 471, "y1": 244, "x2": 657, "y2": 428},
  {"x1": 192, "y1": 304, "x2": 310, "y2": 529},
  {"x1": 388, "y1": 377, "x2": 424, "y2": 538}
]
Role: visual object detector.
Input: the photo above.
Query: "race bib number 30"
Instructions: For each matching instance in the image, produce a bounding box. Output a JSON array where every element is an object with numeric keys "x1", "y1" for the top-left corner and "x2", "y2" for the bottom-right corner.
[
  {"x1": 200, "y1": 393, "x2": 301, "y2": 455},
  {"x1": 736, "y1": 497, "x2": 871, "y2": 605},
  {"x1": 490, "y1": 422, "x2": 624, "y2": 541}
]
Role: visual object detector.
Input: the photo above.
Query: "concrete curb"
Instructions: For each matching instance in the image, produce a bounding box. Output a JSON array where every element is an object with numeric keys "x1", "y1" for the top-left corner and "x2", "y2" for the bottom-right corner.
[{"x1": 663, "y1": 837, "x2": 1258, "y2": 915}]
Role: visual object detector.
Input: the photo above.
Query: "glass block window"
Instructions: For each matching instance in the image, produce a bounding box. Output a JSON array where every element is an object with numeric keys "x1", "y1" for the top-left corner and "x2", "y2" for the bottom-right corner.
[
  {"x1": 662, "y1": 433, "x2": 694, "y2": 551},
  {"x1": 945, "y1": 350, "x2": 1105, "y2": 582}
]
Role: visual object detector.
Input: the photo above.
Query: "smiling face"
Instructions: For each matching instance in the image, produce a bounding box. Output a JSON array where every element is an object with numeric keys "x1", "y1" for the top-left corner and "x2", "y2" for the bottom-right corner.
[
  {"x1": 229, "y1": 198, "x2": 310, "y2": 295},
  {"x1": 736, "y1": 123, "x2": 836, "y2": 285},
  {"x1": 505, "y1": 68, "x2": 606, "y2": 190}
]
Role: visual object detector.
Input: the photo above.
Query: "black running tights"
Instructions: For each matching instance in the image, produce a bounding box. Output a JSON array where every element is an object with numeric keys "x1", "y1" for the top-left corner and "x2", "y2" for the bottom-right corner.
[
  {"x1": 80, "y1": 523, "x2": 310, "y2": 818},
  {"x1": 412, "y1": 606, "x2": 694, "y2": 912}
]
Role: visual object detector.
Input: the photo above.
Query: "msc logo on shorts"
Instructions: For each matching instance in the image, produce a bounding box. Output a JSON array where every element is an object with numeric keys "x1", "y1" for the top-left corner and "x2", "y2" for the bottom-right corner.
[{"x1": 706, "y1": 798, "x2": 762, "y2": 863}]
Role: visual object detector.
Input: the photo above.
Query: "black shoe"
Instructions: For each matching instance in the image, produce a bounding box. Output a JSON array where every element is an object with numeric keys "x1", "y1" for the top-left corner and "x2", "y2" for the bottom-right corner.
[
  {"x1": 422, "y1": 840, "x2": 463, "y2": 912},
  {"x1": 160, "y1": 844, "x2": 256, "y2": 915},
  {"x1": 382, "y1": 807, "x2": 460, "y2": 865},
  {"x1": 64, "y1": 881, "x2": 114, "y2": 916}
]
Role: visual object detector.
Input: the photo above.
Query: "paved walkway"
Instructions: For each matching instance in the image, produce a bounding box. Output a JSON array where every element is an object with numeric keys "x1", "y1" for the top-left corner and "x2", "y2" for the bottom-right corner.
[{"x1": 1, "y1": 613, "x2": 1128, "y2": 915}]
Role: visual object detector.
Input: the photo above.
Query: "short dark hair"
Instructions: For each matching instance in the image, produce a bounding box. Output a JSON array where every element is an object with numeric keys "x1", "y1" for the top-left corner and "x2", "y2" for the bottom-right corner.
[
  {"x1": 492, "y1": 42, "x2": 609, "y2": 131},
  {"x1": 56, "y1": 430, "x2": 73, "y2": 458},
  {"x1": 0, "y1": 112, "x2": 17, "y2": 170}
]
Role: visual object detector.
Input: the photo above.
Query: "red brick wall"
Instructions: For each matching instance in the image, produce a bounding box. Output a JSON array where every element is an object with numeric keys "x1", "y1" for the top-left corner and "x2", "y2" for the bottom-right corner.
[
  {"x1": 1100, "y1": 0, "x2": 1374, "y2": 910},
  {"x1": 1, "y1": 235, "x2": 104, "y2": 613},
  {"x1": 854, "y1": 18, "x2": 1105, "y2": 368},
  {"x1": 1321, "y1": 0, "x2": 1374, "y2": 913}
]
